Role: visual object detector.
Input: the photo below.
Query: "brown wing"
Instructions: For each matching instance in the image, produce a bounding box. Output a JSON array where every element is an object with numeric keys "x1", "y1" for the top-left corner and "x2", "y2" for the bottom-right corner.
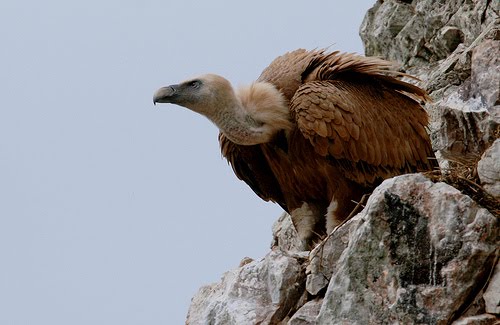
[
  {"x1": 257, "y1": 49, "x2": 326, "y2": 100},
  {"x1": 218, "y1": 132, "x2": 289, "y2": 212},
  {"x1": 290, "y1": 75, "x2": 435, "y2": 185},
  {"x1": 257, "y1": 49, "x2": 429, "y2": 103}
]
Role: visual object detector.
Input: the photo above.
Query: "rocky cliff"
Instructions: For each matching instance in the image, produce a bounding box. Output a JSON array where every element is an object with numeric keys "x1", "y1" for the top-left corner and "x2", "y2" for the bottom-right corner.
[{"x1": 186, "y1": 1, "x2": 499, "y2": 324}]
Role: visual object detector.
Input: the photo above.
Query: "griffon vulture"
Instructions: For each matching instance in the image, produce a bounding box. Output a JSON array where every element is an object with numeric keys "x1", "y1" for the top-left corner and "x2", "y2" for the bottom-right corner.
[{"x1": 153, "y1": 49, "x2": 436, "y2": 249}]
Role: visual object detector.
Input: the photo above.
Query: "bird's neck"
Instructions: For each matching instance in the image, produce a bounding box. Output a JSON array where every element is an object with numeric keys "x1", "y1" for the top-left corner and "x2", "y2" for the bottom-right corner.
[{"x1": 211, "y1": 82, "x2": 293, "y2": 145}]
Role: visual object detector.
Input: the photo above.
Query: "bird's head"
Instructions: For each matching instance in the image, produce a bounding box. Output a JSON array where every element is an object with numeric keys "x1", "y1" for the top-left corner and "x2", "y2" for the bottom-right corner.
[
  {"x1": 154, "y1": 73, "x2": 293, "y2": 145},
  {"x1": 153, "y1": 74, "x2": 237, "y2": 117}
]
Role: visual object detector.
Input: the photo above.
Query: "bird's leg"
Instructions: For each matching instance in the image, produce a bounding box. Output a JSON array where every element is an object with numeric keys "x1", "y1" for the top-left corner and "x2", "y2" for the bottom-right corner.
[
  {"x1": 290, "y1": 202, "x2": 322, "y2": 251},
  {"x1": 325, "y1": 183, "x2": 368, "y2": 234},
  {"x1": 325, "y1": 198, "x2": 341, "y2": 235},
  {"x1": 311, "y1": 193, "x2": 370, "y2": 257}
]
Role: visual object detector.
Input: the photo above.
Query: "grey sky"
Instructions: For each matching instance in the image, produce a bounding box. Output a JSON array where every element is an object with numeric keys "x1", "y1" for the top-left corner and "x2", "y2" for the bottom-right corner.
[{"x1": 1, "y1": 1, "x2": 374, "y2": 324}]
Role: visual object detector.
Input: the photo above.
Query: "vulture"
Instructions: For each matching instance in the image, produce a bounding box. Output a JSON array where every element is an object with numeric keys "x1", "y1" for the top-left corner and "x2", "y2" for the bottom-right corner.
[{"x1": 153, "y1": 49, "x2": 436, "y2": 249}]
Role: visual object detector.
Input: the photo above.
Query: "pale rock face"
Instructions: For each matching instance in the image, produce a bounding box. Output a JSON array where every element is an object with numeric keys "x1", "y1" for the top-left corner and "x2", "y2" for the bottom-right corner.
[
  {"x1": 361, "y1": 0, "x2": 499, "y2": 162},
  {"x1": 429, "y1": 38, "x2": 499, "y2": 159},
  {"x1": 452, "y1": 314, "x2": 499, "y2": 325},
  {"x1": 482, "y1": 247, "x2": 500, "y2": 315},
  {"x1": 316, "y1": 175, "x2": 498, "y2": 324},
  {"x1": 360, "y1": 0, "x2": 499, "y2": 66},
  {"x1": 305, "y1": 216, "x2": 361, "y2": 296},
  {"x1": 186, "y1": 250, "x2": 305, "y2": 325},
  {"x1": 477, "y1": 139, "x2": 500, "y2": 199},
  {"x1": 186, "y1": 1, "x2": 500, "y2": 324},
  {"x1": 288, "y1": 299, "x2": 323, "y2": 325},
  {"x1": 483, "y1": 260, "x2": 500, "y2": 315},
  {"x1": 271, "y1": 213, "x2": 306, "y2": 253}
]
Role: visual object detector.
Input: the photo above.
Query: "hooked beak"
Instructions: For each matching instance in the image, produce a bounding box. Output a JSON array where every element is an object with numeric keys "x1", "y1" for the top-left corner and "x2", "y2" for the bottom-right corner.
[{"x1": 153, "y1": 85, "x2": 178, "y2": 105}]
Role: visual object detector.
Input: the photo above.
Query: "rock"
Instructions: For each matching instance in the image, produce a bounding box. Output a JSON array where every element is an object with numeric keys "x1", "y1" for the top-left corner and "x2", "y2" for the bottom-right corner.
[
  {"x1": 360, "y1": 0, "x2": 499, "y2": 66},
  {"x1": 431, "y1": 26, "x2": 464, "y2": 60},
  {"x1": 316, "y1": 174, "x2": 498, "y2": 324},
  {"x1": 288, "y1": 299, "x2": 322, "y2": 325},
  {"x1": 431, "y1": 101, "x2": 498, "y2": 160},
  {"x1": 304, "y1": 272, "x2": 328, "y2": 297},
  {"x1": 272, "y1": 212, "x2": 305, "y2": 253},
  {"x1": 238, "y1": 256, "x2": 254, "y2": 267},
  {"x1": 422, "y1": 20, "x2": 500, "y2": 96},
  {"x1": 306, "y1": 215, "x2": 361, "y2": 296},
  {"x1": 469, "y1": 39, "x2": 500, "y2": 108},
  {"x1": 423, "y1": 36, "x2": 500, "y2": 160},
  {"x1": 186, "y1": 250, "x2": 305, "y2": 325},
  {"x1": 360, "y1": 1, "x2": 416, "y2": 64},
  {"x1": 452, "y1": 314, "x2": 499, "y2": 325},
  {"x1": 483, "y1": 259, "x2": 500, "y2": 314},
  {"x1": 477, "y1": 139, "x2": 500, "y2": 199},
  {"x1": 430, "y1": 38, "x2": 499, "y2": 158},
  {"x1": 361, "y1": 0, "x2": 500, "y2": 163}
]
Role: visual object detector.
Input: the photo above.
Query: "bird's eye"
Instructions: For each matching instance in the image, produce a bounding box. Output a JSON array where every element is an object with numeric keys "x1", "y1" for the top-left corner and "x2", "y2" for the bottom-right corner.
[{"x1": 188, "y1": 80, "x2": 201, "y2": 89}]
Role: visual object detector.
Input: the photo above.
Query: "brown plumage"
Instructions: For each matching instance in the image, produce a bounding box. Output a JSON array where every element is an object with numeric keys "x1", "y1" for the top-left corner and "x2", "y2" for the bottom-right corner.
[{"x1": 153, "y1": 49, "x2": 437, "y2": 249}]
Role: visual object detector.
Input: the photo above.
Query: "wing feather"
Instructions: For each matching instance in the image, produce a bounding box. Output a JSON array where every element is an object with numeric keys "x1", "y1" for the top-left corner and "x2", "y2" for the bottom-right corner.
[
  {"x1": 290, "y1": 77, "x2": 434, "y2": 185},
  {"x1": 219, "y1": 133, "x2": 288, "y2": 211}
]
